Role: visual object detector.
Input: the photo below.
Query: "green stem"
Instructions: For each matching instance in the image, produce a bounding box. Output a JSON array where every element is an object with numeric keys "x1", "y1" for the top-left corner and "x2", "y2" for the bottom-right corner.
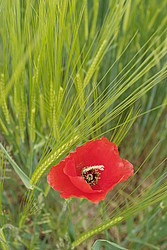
[
  {"x1": 101, "y1": 201, "x2": 109, "y2": 250},
  {"x1": 67, "y1": 200, "x2": 75, "y2": 244}
]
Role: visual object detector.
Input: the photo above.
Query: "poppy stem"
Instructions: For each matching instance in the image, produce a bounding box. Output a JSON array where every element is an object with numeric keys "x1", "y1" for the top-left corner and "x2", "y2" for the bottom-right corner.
[
  {"x1": 101, "y1": 200, "x2": 109, "y2": 247},
  {"x1": 66, "y1": 199, "x2": 75, "y2": 244}
]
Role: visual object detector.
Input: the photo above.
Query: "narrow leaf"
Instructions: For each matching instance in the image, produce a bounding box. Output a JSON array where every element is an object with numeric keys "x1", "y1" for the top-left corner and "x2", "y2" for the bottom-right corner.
[
  {"x1": 92, "y1": 240, "x2": 128, "y2": 250},
  {"x1": 0, "y1": 143, "x2": 32, "y2": 189}
]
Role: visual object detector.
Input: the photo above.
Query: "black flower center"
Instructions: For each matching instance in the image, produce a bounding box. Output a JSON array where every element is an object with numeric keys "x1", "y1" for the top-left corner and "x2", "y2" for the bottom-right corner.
[{"x1": 81, "y1": 165, "x2": 104, "y2": 186}]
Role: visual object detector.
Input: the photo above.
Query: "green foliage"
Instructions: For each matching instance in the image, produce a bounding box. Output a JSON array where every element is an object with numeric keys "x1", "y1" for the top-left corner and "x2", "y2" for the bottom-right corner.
[
  {"x1": 0, "y1": 144, "x2": 32, "y2": 189},
  {"x1": 0, "y1": 0, "x2": 167, "y2": 249},
  {"x1": 92, "y1": 239, "x2": 127, "y2": 250}
]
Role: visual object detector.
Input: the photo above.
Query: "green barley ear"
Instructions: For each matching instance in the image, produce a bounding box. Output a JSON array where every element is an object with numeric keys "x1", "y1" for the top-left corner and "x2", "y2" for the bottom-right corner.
[
  {"x1": 122, "y1": 0, "x2": 132, "y2": 34},
  {"x1": 53, "y1": 102, "x2": 60, "y2": 141},
  {"x1": 72, "y1": 216, "x2": 124, "y2": 249},
  {"x1": 75, "y1": 73, "x2": 85, "y2": 112},
  {"x1": 39, "y1": 94, "x2": 46, "y2": 126},
  {"x1": 18, "y1": 76, "x2": 26, "y2": 143},
  {"x1": 30, "y1": 135, "x2": 79, "y2": 186},
  {"x1": 0, "y1": 74, "x2": 10, "y2": 124},
  {"x1": 90, "y1": 1, "x2": 99, "y2": 39},
  {"x1": 0, "y1": 118, "x2": 8, "y2": 136},
  {"x1": 83, "y1": 40, "x2": 107, "y2": 88},
  {"x1": 84, "y1": 0, "x2": 88, "y2": 40}
]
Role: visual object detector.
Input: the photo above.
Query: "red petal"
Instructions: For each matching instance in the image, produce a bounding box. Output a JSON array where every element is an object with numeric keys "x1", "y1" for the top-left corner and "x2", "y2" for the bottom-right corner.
[
  {"x1": 47, "y1": 161, "x2": 80, "y2": 194},
  {"x1": 47, "y1": 158, "x2": 105, "y2": 203},
  {"x1": 61, "y1": 189, "x2": 107, "y2": 203},
  {"x1": 47, "y1": 136, "x2": 133, "y2": 203},
  {"x1": 63, "y1": 158, "x2": 102, "y2": 194},
  {"x1": 98, "y1": 158, "x2": 133, "y2": 190},
  {"x1": 70, "y1": 137, "x2": 119, "y2": 176}
]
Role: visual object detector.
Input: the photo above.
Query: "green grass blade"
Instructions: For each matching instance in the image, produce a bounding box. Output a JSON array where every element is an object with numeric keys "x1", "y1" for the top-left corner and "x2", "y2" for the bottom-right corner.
[
  {"x1": 92, "y1": 240, "x2": 128, "y2": 250},
  {"x1": 0, "y1": 144, "x2": 32, "y2": 189}
]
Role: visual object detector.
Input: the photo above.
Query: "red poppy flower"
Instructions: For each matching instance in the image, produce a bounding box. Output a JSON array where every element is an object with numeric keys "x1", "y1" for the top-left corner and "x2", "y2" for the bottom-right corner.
[{"x1": 47, "y1": 136, "x2": 133, "y2": 203}]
